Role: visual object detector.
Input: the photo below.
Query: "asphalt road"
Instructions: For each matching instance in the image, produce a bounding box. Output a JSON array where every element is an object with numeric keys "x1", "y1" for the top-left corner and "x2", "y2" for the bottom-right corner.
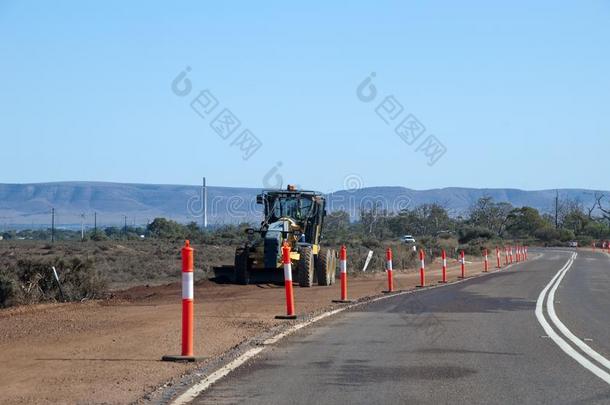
[{"x1": 193, "y1": 249, "x2": 610, "y2": 404}]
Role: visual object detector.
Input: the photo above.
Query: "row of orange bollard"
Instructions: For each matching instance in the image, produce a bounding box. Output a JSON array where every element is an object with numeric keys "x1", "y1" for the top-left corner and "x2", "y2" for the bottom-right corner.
[
  {"x1": 164, "y1": 240, "x2": 530, "y2": 360},
  {"x1": 590, "y1": 241, "x2": 610, "y2": 253},
  {"x1": 496, "y1": 245, "x2": 528, "y2": 269}
]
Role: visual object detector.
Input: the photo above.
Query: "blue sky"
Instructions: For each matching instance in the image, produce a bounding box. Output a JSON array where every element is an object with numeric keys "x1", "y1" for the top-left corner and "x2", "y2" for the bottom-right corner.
[{"x1": 1, "y1": 1, "x2": 608, "y2": 192}]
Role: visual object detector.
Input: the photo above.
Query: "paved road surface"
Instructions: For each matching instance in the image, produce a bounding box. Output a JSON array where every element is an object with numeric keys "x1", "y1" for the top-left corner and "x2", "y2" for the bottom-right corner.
[{"x1": 193, "y1": 249, "x2": 610, "y2": 404}]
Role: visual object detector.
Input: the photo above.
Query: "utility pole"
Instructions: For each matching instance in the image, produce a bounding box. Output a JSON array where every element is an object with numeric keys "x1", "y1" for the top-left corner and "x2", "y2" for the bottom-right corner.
[
  {"x1": 94, "y1": 212, "x2": 97, "y2": 238},
  {"x1": 80, "y1": 213, "x2": 85, "y2": 241},
  {"x1": 51, "y1": 208, "x2": 55, "y2": 243},
  {"x1": 555, "y1": 190, "x2": 559, "y2": 229},
  {"x1": 203, "y1": 177, "x2": 208, "y2": 229},
  {"x1": 123, "y1": 215, "x2": 128, "y2": 239}
]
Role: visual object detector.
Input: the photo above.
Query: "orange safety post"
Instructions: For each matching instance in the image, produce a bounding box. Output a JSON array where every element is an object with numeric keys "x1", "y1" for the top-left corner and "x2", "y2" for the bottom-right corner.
[
  {"x1": 520, "y1": 246, "x2": 525, "y2": 262},
  {"x1": 383, "y1": 248, "x2": 394, "y2": 293},
  {"x1": 162, "y1": 240, "x2": 198, "y2": 362},
  {"x1": 418, "y1": 249, "x2": 426, "y2": 287},
  {"x1": 484, "y1": 248, "x2": 489, "y2": 272},
  {"x1": 276, "y1": 243, "x2": 297, "y2": 319},
  {"x1": 459, "y1": 250, "x2": 466, "y2": 278},
  {"x1": 333, "y1": 245, "x2": 352, "y2": 303},
  {"x1": 439, "y1": 249, "x2": 448, "y2": 283},
  {"x1": 519, "y1": 246, "x2": 523, "y2": 261},
  {"x1": 519, "y1": 246, "x2": 525, "y2": 261}
]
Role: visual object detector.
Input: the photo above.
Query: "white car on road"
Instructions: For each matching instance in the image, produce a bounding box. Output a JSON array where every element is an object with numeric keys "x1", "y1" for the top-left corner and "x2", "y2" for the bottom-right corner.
[{"x1": 400, "y1": 234, "x2": 416, "y2": 244}]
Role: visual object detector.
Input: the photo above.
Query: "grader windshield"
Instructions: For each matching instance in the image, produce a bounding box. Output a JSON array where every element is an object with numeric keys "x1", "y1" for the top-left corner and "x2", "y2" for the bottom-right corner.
[{"x1": 265, "y1": 193, "x2": 317, "y2": 223}]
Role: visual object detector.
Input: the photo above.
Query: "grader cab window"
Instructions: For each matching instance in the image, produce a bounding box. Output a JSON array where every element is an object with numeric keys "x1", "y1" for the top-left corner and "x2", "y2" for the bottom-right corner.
[
  {"x1": 265, "y1": 194, "x2": 318, "y2": 223},
  {"x1": 268, "y1": 196, "x2": 300, "y2": 221}
]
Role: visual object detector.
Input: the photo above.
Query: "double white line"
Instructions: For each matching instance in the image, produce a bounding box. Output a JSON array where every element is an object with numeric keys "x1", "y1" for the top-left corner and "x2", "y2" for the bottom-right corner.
[{"x1": 535, "y1": 252, "x2": 610, "y2": 384}]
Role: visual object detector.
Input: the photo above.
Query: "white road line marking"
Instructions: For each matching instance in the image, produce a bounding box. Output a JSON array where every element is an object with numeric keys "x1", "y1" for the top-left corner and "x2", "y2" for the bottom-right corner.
[
  {"x1": 172, "y1": 347, "x2": 264, "y2": 405},
  {"x1": 535, "y1": 252, "x2": 610, "y2": 385},
  {"x1": 546, "y1": 254, "x2": 610, "y2": 371},
  {"x1": 263, "y1": 308, "x2": 345, "y2": 345}
]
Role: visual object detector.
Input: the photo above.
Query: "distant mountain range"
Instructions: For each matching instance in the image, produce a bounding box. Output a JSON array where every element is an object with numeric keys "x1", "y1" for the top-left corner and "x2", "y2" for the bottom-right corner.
[{"x1": 0, "y1": 182, "x2": 607, "y2": 229}]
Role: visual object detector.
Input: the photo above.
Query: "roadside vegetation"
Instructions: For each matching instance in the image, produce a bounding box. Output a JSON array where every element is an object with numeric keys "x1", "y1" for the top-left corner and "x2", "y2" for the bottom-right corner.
[{"x1": 1, "y1": 195, "x2": 609, "y2": 308}]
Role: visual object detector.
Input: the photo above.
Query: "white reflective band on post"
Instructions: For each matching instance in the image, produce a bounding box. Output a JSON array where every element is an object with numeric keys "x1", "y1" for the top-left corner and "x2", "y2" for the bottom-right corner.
[
  {"x1": 443, "y1": 258, "x2": 447, "y2": 267},
  {"x1": 421, "y1": 260, "x2": 425, "y2": 268},
  {"x1": 284, "y1": 263, "x2": 292, "y2": 281},
  {"x1": 340, "y1": 260, "x2": 347, "y2": 273},
  {"x1": 386, "y1": 260, "x2": 392, "y2": 271},
  {"x1": 182, "y1": 272, "x2": 194, "y2": 300}
]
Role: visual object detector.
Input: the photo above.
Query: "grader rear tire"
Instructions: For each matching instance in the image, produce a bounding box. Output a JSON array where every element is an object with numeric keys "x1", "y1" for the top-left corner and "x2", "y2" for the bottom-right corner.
[
  {"x1": 298, "y1": 246, "x2": 315, "y2": 287},
  {"x1": 316, "y1": 248, "x2": 333, "y2": 286}
]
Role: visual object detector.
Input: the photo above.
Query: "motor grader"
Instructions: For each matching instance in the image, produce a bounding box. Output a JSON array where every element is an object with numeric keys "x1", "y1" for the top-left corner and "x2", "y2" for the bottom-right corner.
[{"x1": 234, "y1": 185, "x2": 336, "y2": 287}]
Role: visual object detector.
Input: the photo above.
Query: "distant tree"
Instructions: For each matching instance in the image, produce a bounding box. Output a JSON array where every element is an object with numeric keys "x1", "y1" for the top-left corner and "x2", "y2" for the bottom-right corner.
[
  {"x1": 324, "y1": 211, "x2": 351, "y2": 243},
  {"x1": 468, "y1": 196, "x2": 513, "y2": 236},
  {"x1": 416, "y1": 204, "x2": 454, "y2": 236},
  {"x1": 147, "y1": 218, "x2": 186, "y2": 239},
  {"x1": 359, "y1": 202, "x2": 390, "y2": 238},
  {"x1": 533, "y1": 226, "x2": 561, "y2": 243},
  {"x1": 594, "y1": 193, "x2": 610, "y2": 226},
  {"x1": 457, "y1": 225, "x2": 494, "y2": 244},
  {"x1": 505, "y1": 207, "x2": 546, "y2": 238},
  {"x1": 388, "y1": 204, "x2": 454, "y2": 237},
  {"x1": 562, "y1": 208, "x2": 589, "y2": 236}
]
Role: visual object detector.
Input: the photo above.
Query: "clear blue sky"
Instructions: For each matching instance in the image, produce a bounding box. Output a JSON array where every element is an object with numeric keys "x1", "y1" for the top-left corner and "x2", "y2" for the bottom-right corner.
[{"x1": 1, "y1": 1, "x2": 608, "y2": 193}]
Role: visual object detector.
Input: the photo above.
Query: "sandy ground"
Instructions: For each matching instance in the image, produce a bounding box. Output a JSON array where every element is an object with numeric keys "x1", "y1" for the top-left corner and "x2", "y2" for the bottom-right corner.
[{"x1": 0, "y1": 257, "x2": 492, "y2": 405}]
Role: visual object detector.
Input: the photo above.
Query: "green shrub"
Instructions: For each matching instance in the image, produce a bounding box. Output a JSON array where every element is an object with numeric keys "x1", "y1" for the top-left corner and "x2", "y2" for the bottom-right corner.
[
  {"x1": 458, "y1": 226, "x2": 494, "y2": 244},
  {"x1": 0, "y1": 269, "x2": 22, "y2": 308},
  {"x1": 0, "y1": 258, "x2": 109, "y2": 307}
]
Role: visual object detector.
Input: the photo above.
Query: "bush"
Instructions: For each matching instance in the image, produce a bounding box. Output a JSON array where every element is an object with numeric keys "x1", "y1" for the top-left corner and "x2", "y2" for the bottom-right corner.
[
  {"x1": 534, "y1": 226, "x2": 560, "y2": 242},
  {"x1": 458, "y1": 226, "x2": 494, "y2": 244},
  {"x1": 0, "y1": 269, "x2": 22, "y2": 308},
  {"x1": 0, "y1": 258, "x2": 108, "y2": 308},
  {"x1": 558, "y1": 229, "x2": 576, "y2": 242}
]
